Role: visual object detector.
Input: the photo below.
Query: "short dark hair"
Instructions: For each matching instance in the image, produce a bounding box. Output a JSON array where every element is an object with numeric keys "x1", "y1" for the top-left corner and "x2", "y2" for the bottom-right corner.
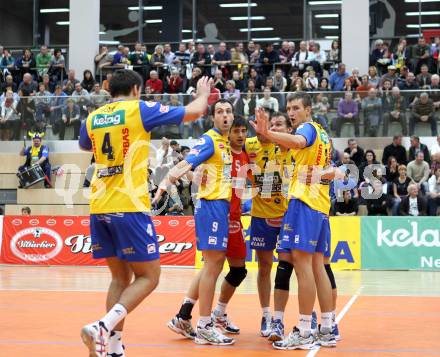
[
  {"x1": 286, "y1": 91, "x2": 312, "y2": 108},
  {"x1": 170, "y1": 140, "x2": 179, "y2": 146},
  {"x1": 231, "y1": 116, "x2": 248, "y2": 130},
  {"x1": 210, "y1": 99, "x2": 234, "y2": 115},
  {"x1": 271, "y1": 111, "x2": 292, "y2": 128},
  {"x1": 393, "y1": 135, "x2": 402, "y2": 140},
  {"x1": 109, "y1": 69, "x2": 143, "y2": 97},
  {"x1": 21, "y1": 206, "x2": 31, "y2": 214}
]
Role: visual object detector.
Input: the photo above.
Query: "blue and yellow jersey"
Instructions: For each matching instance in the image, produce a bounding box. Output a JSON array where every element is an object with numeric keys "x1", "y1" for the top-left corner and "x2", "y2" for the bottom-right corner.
[
  {"x1": 245, "y1": 137, "x2": 289, "y2": 218},
  {"x1": 289, "y1": 121, "x2": 331, "y2": 215},
  {"x1": 185, "y1": 128, "x2": 232, "y2": 201},
  {"x1": 79, "y1": 100, "x2": 185, "y2": 214}
]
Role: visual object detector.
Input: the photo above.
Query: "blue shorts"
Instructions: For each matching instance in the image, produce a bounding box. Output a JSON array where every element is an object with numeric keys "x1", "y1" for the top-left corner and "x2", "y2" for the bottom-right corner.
[
  {"x1": 250, "y1": 216, "x2": 290, "y2": 253},
  {"x1": 279, "y1": 199, "x2": 330, "y2": 257},
  {"x1": 194, "y1": 199, "x2": 230, "y2": 251},
  {"x1": 90, "y1": 212, "x2": 159, "y2": 262}
]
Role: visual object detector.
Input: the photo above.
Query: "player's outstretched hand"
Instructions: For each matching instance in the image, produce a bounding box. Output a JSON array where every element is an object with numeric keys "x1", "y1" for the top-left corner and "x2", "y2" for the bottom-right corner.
[
  {"x1": 250, "y1": 107, "x2": 269, "y2": 137},
  {"x1": 196, "y1": 76, "x2": 213, "y2": 98}
]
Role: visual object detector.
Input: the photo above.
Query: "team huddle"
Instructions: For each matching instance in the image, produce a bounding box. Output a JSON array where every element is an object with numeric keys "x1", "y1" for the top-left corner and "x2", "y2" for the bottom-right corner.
[{"x1": 78, "y1": 69, "x2": 342, "y2": 356}]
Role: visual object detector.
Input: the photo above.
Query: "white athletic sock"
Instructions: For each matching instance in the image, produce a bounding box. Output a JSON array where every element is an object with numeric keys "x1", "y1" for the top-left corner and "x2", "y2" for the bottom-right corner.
[
  {"x1": 274, "y1": 311, "x2": 284, "y2": 322},
  {"x1": 321, "y1": 312, "x2": 333, "y2": 333},
  {"x1": 183, "y1": 297, "x2": 196, "y2": 305},
  {"x1": 213, "y1": 301, "x2": 227, "y2": 316},
  {"x1": 197, "y1": 316, "x2": 212, "y2": 329},
  {"x1": 297, "y1": 314, "x2": 312, "y2": 338},
  {"x1": 332, "y1": 310, "x2": 336, "y2": 324},
  {"x1": 108, "y1": 331, "x2": 124, "y2": 356},
  {"x1": 262, "y1": 307, "x2": 271, "y2": 320},
  {"x1": 100, "y1": 304, "x2": 127, "y2": 332}
]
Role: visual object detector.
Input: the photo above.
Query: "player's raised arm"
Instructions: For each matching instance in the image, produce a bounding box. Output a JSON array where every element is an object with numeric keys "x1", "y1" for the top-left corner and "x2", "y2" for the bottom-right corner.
[
  {"x1": 251, "y1": 107, "x2": 307, "y2": 149},
  {"x1": 182, "y1": 76, "x2": 213, "y2": 122}
]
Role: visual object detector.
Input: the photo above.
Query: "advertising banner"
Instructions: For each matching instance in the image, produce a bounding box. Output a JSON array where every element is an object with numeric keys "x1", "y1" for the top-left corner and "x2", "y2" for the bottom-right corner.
[
  {"x1": 196, "y1": 216, "x2": 361, "y2": 271},
  {"x1": 0, "y1": 215, "x2": 3, "y2": 255},
  {"x1": 0, "y1": 216, "x2": 196, "y2": 266},
  {"x1": 361, "y1": 217, "x2": 440, "y2": 270}
]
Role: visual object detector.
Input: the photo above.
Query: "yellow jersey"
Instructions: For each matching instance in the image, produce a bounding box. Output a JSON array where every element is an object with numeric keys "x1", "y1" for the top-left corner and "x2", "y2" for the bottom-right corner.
[
  {"x1": 80, "y1": 99, "x2": 185, "y2": 214},
  {"x1": 245, "y1": 137, "x2": 290, "y2": 218},
  {"x1": 289, "y1": 121, "x2": 331, "y2": 215},
  {"x1": 186, "y1": 128, "x2": 232, "y2": 201}
]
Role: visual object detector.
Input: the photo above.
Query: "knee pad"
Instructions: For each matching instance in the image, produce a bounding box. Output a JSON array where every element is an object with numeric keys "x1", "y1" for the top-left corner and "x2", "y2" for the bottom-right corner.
[
  {"x1": 225, "y1": 266, "x2": 247, "y2": 287},
  {"x1": 325, "y1": 264, "x2": 337, "y2": 289},
  {"x1": 274, "y1": 260, "x2": 294, "y2": 291}
]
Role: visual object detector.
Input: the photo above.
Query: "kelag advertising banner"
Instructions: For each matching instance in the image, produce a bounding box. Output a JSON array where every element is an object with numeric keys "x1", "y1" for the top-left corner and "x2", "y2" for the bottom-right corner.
[
  {"x1": 0, "y1": 216, "x2": 196, "y2": 266},
  {"x1": 361, "y1": 217, "x2": 440, "y2": 270}
]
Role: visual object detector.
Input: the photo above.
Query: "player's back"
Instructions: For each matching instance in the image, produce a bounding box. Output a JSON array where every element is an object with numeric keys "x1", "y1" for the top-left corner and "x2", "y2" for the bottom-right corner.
[{"x1": 85, "y1": 100, "x2": 151, "y2": 214}]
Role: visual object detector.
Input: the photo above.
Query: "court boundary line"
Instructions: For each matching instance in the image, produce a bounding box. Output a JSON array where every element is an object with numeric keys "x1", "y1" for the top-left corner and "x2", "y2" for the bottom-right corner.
[{"x1": 305, "y1": 286, "x2": 363, "y2": 357}]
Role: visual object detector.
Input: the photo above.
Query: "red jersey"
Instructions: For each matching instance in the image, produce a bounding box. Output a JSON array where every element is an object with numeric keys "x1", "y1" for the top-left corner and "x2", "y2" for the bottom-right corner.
[{"x1": 230, "y1": 150, "x2": 249, "y2": 220}]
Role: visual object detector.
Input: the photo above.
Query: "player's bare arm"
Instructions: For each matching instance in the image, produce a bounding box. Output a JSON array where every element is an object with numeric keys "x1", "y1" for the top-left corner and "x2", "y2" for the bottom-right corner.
[{"x1": 183, "y1": 76, "x2": 213, "y2": 122}]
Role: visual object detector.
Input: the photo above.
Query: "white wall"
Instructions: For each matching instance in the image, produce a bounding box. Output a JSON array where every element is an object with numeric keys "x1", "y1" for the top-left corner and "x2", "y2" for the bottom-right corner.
[
  {"x1": 341, "y1": 0, "x2": 369, "y2": 74},
  {"x1": 69, "y1": 0, "x2": 100, "y2": 77}
]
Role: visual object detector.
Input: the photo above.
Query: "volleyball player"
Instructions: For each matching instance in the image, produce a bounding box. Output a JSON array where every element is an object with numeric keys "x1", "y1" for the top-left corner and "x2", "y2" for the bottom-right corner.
[
  {"x1": 252, "y1": 93, "x2": 343, "y2": 350},
  {"x1": 78, "y1": 69, "x2": 212, "y2": 356},
  {"x1": 153, "y1": 99, "x2": 235, "y2": 345}
]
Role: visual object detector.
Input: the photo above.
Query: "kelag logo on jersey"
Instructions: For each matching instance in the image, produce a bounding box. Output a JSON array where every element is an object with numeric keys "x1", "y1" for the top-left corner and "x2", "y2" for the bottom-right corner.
[{"x1": 92, "y1": 110, "x2": 126, "y2": 129}]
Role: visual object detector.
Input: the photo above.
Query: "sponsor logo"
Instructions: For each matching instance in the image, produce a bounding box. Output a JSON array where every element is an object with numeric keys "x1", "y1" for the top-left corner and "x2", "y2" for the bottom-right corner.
[
  {"x1": 266, "y1": 217, "x2": 283, "y2": 228},
  {"x1": 80, "y1": 219, "x2": 90, "y2": 226},
  {"x1": 46, "y1": 219, "x2": 57, "y2": 226},
  {"x1": 65, "y1": 235, "x2": 92, "y2": 254},
  {"x1": 218, "y1": 143, "x2": 225, "y2": 149},
  {"x1": 377, "y1": 220, "x2": 440, "y2": 248},
  {"x1": 91, "y1": 110, "x2": 125, "y2": 129},
  {"x1": 157, "y1": 235, "x2": 193, "y2": 254},
  {"x1": 229, "y1": 220, "x2": 241, "y2": 234},
  {"x1": 320, "y1": 131, "x2": 329, "y2": 144},
  {"x1": 159, "y1": 104, "x2": 169, "y2": 113},
  {"x1": 168, "y1": 220, "x2": 179, "y2": 227},
  {"x1": 189, "y1": 149, "x2": 200, "y2": 156},
  {"x1": 251, "y1": 236, "x2": 265, "y2": 247},
  {"x1": 147, "y1": 243, "x2": 157, "y2": 254},
  {"x1": 152, "y1": 219, "x2": 161, "y2": 226},
  {"x1": 96, "y1": 165, "x2": 123, "y2": 178},
  {"x1": 145, "y1": 101, "x2": 157, "y2": 107},
  {"x1": 29, "y1": 219, "x2": 40, "y2": 226},
  {"x1": 208, "y1": 236, "x2": 217, "y2": 245},
  {"x1": 186, "y1": 219, "x2": 195, "y2": 227},
  {"x1": 282, "y1": 235, "x2": 290, "y2": 242},
  {"x1": 197, "y1": 138, "x2": 206, "y2": 145},
  {"x1": 122, "y1": 247, "x2": 135, "y2": 255},
  {"x1": 283, "y1": 224, "x2": 292, "y2": 232},
  {"x1": 294, "y1": 234, "x2": 300, "y2": 244},
  {"x1": 64, "y1": 219, "x2": 74, "y2": 226},
  {"x1": 10, "y1": 227, "x2": 63, "y2": 262},
  {"x1": 12, "y1": 219, "x2": 22, "y2": 226}
]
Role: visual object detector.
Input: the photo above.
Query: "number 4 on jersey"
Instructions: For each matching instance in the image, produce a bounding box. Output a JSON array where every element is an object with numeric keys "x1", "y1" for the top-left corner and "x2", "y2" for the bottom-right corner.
[{"x1": 101, "y1": 132, "x2": 114, "y2": 160}]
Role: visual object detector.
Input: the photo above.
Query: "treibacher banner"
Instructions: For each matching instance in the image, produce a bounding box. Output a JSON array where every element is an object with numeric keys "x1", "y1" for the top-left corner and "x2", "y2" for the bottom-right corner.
[{"x1": 361, "y1": 217, "x2": 440, "y2": 271}]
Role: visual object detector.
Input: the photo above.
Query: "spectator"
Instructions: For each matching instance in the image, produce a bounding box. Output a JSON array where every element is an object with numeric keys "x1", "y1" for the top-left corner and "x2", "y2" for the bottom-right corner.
[
  {"x1": 416, "y1": 64, "x2": 432, "y2": 88},
  {"x1": 49, "y1": 85, "x2": 67, "y2": 127},
  {"x1": 166, "y1": 69, "x2": 183, "y2": 94},
  {"x1": 379, "y1": 65, "x2": 398, "y2": 88},
  {"x1": 223, "y1": 80, "x2": 240, "y2": 106},
  {"x1": 94, "y1": 45, "x2": 113, "y2": 79},
  {"x1": 279, "y1": 40, "x2": 294, "y2": 64},
  {"x1": 102, "y1": 72, "x2": 112, "y2": 92},
  {"x1": 367, "y1": 66, "x2": 380, "y2": 88},
  {"x1": 17, "y1": 89, "x2": 36, "y2": 132},
  {"x1": 311, "y1": 92, "x2": 330, "y2": 132},
  {"x1": 0, "y1": 49, "x2": 16, "y2": 76},
  {"x1": 15, "y1": 49, "x2": 36, "y2": 79},
  {"x1": 245, "y1": 41, "x2": 256, "y2": 60},
  {"x1": 80, "y1": 70, "x2": 96, "y2": 93},
  {"x1": 264, "y1": 77, "x2": 278, "y2": 93},
  {"x1": 213, "y1": 69, "x2": 226, "y2": 93},
  {"x1": 376, "y1": 42, "x2": 393, "y2": 75},
  {"x1": 18, "y1": 73, "x2": 38, "y2": 95},
  {"x1": 259, "y1": 43, "x2": 279, "y2": 77},
  {"x1": 385, "y1": 156, "x2": 399, "y2": 183},
  {"x1": 344, "y1": 138, "x2": 365, "y2": 167},
  {"x1": 407, "y1": 151, "x2": 430, "y2": 193},
  {"x1": 191, "y1": 44, "x2": 211, "y2": 76},
  {"x1": 409, "y1": 135, "x2": 431, "y2": 165},
  {"x1": 21, "y1": 207, "x2": 31, "y2": 216},
  {"x1": 59, "y1": 99, "x2": 81, "y2": 140},
  {"x1": 42, "y1": 73, "x2": 55, "y2": 93},
  {"x1": 173, "y1": 43, "x2": 191, "y2": 78},
  {"x1": 427, "y1": 167, "x2": 440, "y2": 215},
  {"x1": 371, "y1": 39, "x2": 386, "y2": 72},
  {"x1": 335, "y1": 151, "x2": 354, "y2": 167},
  {"x1": 292, "y1": 41, "x2": 311, "y2": 75},
  {"x1": 0, "y1": 90, "x2": 20, "y2": 140},
  {"x1": 348, "y1": 68, "x2": 362, "y2": 90},
  {"x1": 163, "y1": 43, "x2": 174, "y2": 66},
  {"x1": 329, "y1": 63, "x2": 349, "y2": 91},
  {"x1": 206, "y1": 44, "x2": 216, "y2": 76},
  {"x1": 430, "y1": 74, "x2": 440, "y2": 110},
  {"x1": 249, "y1": 67, "x2": 264, "y2": 91},
  {"x1": 128, "y1": 42, "x2": 149, "y2": 79},
  {"x1": 273, "y1": 68, "x2": 287, "y2": 92},
  {"x1": 409, "y1": 37, "x2": 430, "y2": 74},
  {"x1": 399, "y1": 184, "x2": 427, "y2": 216},
  {"x1": 342, "y1": 77, "x2": 354, "y2": 92},
  {"x1": 235, "y1": 79, "x2": 257, "y2": 120},
  {"x1": 383, "y1": 87, "x2": 408, "y2": 136},
  {"x1": 72, "y1": 82, "x2": 90, "y2": 118},
  {"x1": 330, "y1": 138, "x2": 341, "y2": 164},
  {"x1": 310, "y1": 42, "x2": 326, "y2": 76},
  {"x1": 334, "y1": 190, "x2": 358, "y2": 216},
  {"x1": 166, "y1": 94, "x2": 185, "y2": 138},
  {"x1": 90, "y1": 83, "x2": 110, "y2": 108},
  {"x1": 356, "y1": 75, "x2": 374, "y2": 99},
  {"x1": 249, "y1": 43, "x2": 262, "y2": 65},
  {"x1": 359, "y1": 149, "x2": 380, "y2": 182},
  {"x1": 150, "y1": 44, "x2": 166, "y2": 78},
  {"x1": 382, "y1": 135, "x2": 407, "y2": 165},
  {"x1": 318, "y1": 77, "x2": 330, "y2": 91},
  {"x1": 165, "y1": 185, "x2": 185, "y2": 216},
  {"x1": 33, "y1": 82, "x2": 51, "y2": 124},
  {"x1": 366, "y1": 180, "x2": 388, "y2": 216},
  {"x1": 36, "y1": 45, "x2": 52, "y2": 78},
  {"x1": 155, "y1": 137, "x2": 174, "y2": 171},
  {"x1": 112, "y1": 45, "x2": 130, "y2": 67},
  {"x1": 305, "y1": 70, "x2": 318, "y2": 90},
  {"x1": 393, "y1": 39, "x2": 409, "y2": 70},
  {"x1": 145, "y1": 70, "x2": 163, "y2": 94},
  {"x1": 336, "y1": 91, "x2": 359, "y2": 137},
  {"x1": 410, "y1": 92, "x2": 437, "y2": 136},
  {"x1": 430, "y1": 134, "x2": 440, "y2": 158},
  {"x1": 232, "y1": 70, "x2": 245, "y2": 92},
  {"x1": 390, "y1": 164, "x2": 411, "y2": 215},
  {"x1": 48, "y1": 48, "x2": 65, "y2": 82},
  {"x1": 290, "y1": 77, "x2": 306, "y2": 92},
  {"x1": 187, "y1": 67, "x2": 203, "y2": 93},
  {"x1": 257, "y1": 87, "x2": 279, "y2": 112},
  {"x1": 212, "y1": 42, "x2": 232, "y2": 78},
  {"x1": 62, "y1": 69, "x2": 79, "y2": 95},
  {"x1": 362, "y1": 88, "x2": 382, "y2": 137},
  {"x1": 1, "y1": 74, "x2": 17, "y2": 94},
  {"x1": 329, "y1": 40, "x2": 339, "y2": 63}
]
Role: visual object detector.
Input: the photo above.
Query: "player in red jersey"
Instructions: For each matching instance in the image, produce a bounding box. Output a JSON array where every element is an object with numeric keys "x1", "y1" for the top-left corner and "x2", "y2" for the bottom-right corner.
[{"x1": 167, "y1": 116, "x2": 250, "y2": 340}]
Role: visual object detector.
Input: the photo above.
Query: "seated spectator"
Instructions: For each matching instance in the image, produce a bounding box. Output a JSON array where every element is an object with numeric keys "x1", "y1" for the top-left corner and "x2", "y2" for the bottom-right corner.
[
  {"x1": 366, "y1": 180, "x2": 388, "y2": 216},
  {"x1": 311, "y1": 92, "x2": 330, "y2": 132},
  {"x1": 399, "y1": 184, "x2": 427, "y2": 216},
  {"x1": 305, "y1": 70, "x2": 318, "y2": 90},
  {"x1": 48, "y1": 48, "x2": 66, "y2": 82},
  {"x1": 212, "y1": 42, "x2": 231, "y2": 79},
  {"x1": 398, "y1": 72, "x2": 419, "y2": 104},
  {"x1": 42, "y1": 73, "x2": 55, "y2": 93},
  {"x1": 334, "y1": 190, "x2": 358, "y2": 216},
  {"x1": 128, "y1": 42, "x2": 149, "y2": 79},
  {"x1": 362, "y1": 88, "x2": 382, "y2": 137},
  {"x1": 112, "y1": 45, "x2": 130, "y2": 67},
  {"x1": 329, "y1": 63, "x2": 349, "y2": 91},
  {"x1": 318, "y1": 77, "x2": 330, "y2": 91},
  {"x1": 368, "y1": 66, "x2": 380, "y2": 88},
  {"x1": 382, "y1": 135, "x2": 407, "y2": 165},
  {"x1": 430, "y1": 74, "x2": 440, "y2": 112},
  {"x1": 172, "y1": 43, "x2": 191, "y2": 77},
  {"x1": 290, "y1": 77, "x2": 306, "y2": 92},
  {"x1": 232, "y1": 70, "x2": 246, "y2": 92},
  {"x1": 101, "y1": 72, "x2": 112, "y2": 92},
  {"x1": 223, "y1": 80, "x2": 240, "y2": 106},
  {"x1": 213, "y1": 69, "x2": 226, "y2": 93},
  {"x1": 17, "y1": 89, "x2": 36, "y2": 132},
  {"x1": 379, "y1": 65, "x2": 398, "y2": 88},
  {"x1": 257, "y1": 87, "x2": 279, "y2": 112},
  {"x1": 344, "y1": 138, "x2": 365, "y2": 167},
  {"x1": 342, "y1": 77, "x2": 354, "y2": 92},
  {"x1": 390, "y1": 164, "x2": 412, "y2": 215},
  {"x1": 167, "y1": 94, "x2": 185, "y2": 138},
  {"x1": 329, "y1": 39, "x2": 340, "y2": 64},
  {"x1": 0, "y1": 91, "x2": 20, "y2": 140},
  {"x1": 59, "y1": 99, "x2": 81, "y2": 140},
  {"x1": 410, "y1": 92, "x2": 437, "y2": 136},
  {"x1": 90, "y1": 83, "x2": 110, "y2": 108},
  {"x1": 292, "y1": 41, "x2": 311, "y2": 75},
  {"x1": 0, "y1": 49, "x2": 16, "y2": 77},
  {"x1": 81, "y1": 70, "x2": 96, "y2": 93},
  {"x1": 386, "y1": 156, "x2": 399, "y2": 183},
  {"x1": 356, "y1": 75, "x2": 374, "y2": 99},
  {"x1": 36, "y1": 45, "x2": 52, "y2": 78},
  {"x1": 359, "y1": 149, "x2": 380, "y2": 182},
  {"x1": 21, "y1": 207, "x2": 31, "y2": 216},
  {"x1": 416, "y1": 64, "x2": 432, "y2": 88},
  {"x1": 427, "y1": 167, "x2": 440, "y2": 215},
  {"x1": 72, "y1": 82, "x2": 90, "y2": 119},
  {"x1": 145, "y1": 70, "x2": 163, "y2": 94},
  {"x1": 33, "y1": 82, "x2": 51, "y2": 125},
  {"x1": 335, "y1": 151, "x2": 354, "y2": 167},
  {"x1": 407, "y1": 151, "x2": 430, "y2": 193},
  {"x1": 235, "y1": 79, "x2": 257, "y2": 120},
  {"x1": 393, "y1": 39, "x2": 409, "y2": 71},
  {"x1": 1, "y1": 74, "x2": 17, "y2": 94},
  {"x1": 18, "y1": 132, "x2": 51, "y2": 188},
  {"x1": 260, "y1": 43, "x2": 279, "y2": 77},
  {"x1": 409, "y1": 37, "x2": 430, "y2": 74},
  {"x1": 273, "y1": 68, "x2": 287, "y2": 92},
  {"x1": 383, "y1": 87, "x2": 407, "y2": 136},
  {"x1": 430, "y1": 134, "x2": 440, "y2": 158},
  {"x1": 249, "y1": 67, "x2": 264, "y2": 91},
  {"x1": 336, "y1": 91, "x2": 360, "y2": 137},
  {"x1": 191, "y1": 44, "x2": 211, "y2": 76},
  {"x1": 409, "y1": 135, "x2": 431, "y2": 165},
  {"x1": 187, "y1": 67, "x2": 203, "y2": 93},
  {"x1": 150, "y1": 45, "x2": 166, "y2": 79},
  {"x1": 165, "y1": 185, "x2": 185, "y2": 216},
  {"x1": 15, "y1": 48, "x2": 36, "y2": 79},
  {"x1": 94, "y1": 45, "x2": 113, "y2": 79},
  {"x1": 18, "y1": 73, "x2": 38, "y2": 95},
  {"x1": 310, "y1": 42, "x2": 326, "y2": 76},
  {"x1": 166, "y1": 69, "x2": 183, "y2": 94},
  {"x1": 49, "y1": 85, "x2": 67, "y2": 127},
  {"x1": 62, "y1": 69, "x2": 79, "y2": 95}
]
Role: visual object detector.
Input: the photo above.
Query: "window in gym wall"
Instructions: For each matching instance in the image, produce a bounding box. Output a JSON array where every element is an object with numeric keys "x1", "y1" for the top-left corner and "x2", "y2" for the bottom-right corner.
[
  {"x1": 0, "y1": 0, "x2": 33, "y2": 47},
  {"x1": 39, "y1": 0, "x2": 69, "y2": 46}
]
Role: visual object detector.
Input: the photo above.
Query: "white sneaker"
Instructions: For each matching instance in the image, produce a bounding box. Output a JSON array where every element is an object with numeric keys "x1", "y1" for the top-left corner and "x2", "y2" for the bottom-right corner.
[
  {"x1": 80, "y1": 321, "x2": 110, "y2": 357},
  {"x1": 167, "y1": 316, "x2": 197, "y2": 339},
  {"x1": 107, "y1": 331, "x2": 125, "y2": 357},
  {"x1": 195, "y1": 322, "x2": 235, "y2": 345},
  {"x1": 212, "y1": 313, "x2": 240, "y2": 334},
  {"x1": 272, "y1": 327, "x2": 316, "y2": 350}
]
